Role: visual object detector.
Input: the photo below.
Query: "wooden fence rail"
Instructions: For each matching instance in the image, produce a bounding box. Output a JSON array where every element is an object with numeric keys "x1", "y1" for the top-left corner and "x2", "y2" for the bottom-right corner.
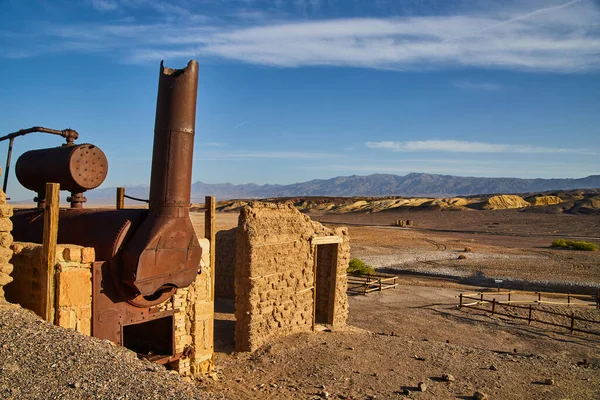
[
  {"x1": 347, "y1": 274, "x2": 398, "y2": 295},
  {"x1": 458, "y1": 291, "x2": 600, "y2": 337}
]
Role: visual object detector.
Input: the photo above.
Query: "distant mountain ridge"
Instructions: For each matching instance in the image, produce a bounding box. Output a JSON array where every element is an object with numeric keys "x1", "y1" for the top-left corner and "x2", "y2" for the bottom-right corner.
[{"x1": 82, "y1": 173, "x2": 600, "y2": 203}]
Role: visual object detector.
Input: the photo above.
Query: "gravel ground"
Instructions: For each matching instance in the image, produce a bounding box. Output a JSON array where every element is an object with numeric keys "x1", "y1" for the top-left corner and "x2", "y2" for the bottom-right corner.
[{"x1": 0, "y1": 304, "x2": 224, "y2": 400}]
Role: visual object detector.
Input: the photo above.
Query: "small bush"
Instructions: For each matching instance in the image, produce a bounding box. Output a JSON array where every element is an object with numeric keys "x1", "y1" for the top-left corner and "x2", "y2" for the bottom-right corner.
[
  {"x1": 348, "y1": 258, "x2": 376, "y2": 275},
  {"x1": 569, "y1": 241, "x2": 599, "y2": 251},
  {"x1": 551, "y1": 239, "x2": 598, "y2": 251},
  {"x1": 550, "y1": 239, "x2": 569, "y2": 248}
]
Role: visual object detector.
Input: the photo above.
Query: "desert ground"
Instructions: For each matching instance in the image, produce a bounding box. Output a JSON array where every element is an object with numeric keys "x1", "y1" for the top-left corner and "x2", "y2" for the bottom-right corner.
[
  {"x1": 192, "y1": 208, "x2": 600, "y2": 399},
  {"x1": 1, "y1": 206, "x2": 598, "y2": 399}
]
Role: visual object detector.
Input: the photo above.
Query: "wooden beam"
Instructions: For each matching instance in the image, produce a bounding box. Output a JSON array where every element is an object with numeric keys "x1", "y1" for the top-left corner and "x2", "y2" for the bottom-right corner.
[
  {"x1": 327, "y1": 244, "x2": 339, "y2": 325},
  {"x1": 312, "y1": 244, "x2": 317, "y2": 332},
  {"x1": 311, "y1": 236, "x2": 343, "y2": 245},
  {"x1": 116, "y1": 187, "x2": 125, "y2": 209},
  {"x1": 205, "y1": 196, "x2": 216, "y2": 301},
  {"x1": 41, "y1": 182, "x2": 59, "y2": 323}
]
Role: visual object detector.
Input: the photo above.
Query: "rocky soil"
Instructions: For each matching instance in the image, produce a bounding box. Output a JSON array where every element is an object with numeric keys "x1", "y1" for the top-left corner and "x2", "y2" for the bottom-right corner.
[
  {"x1": 0, "y1": 304, "x2": 223, "y2": 400},
  {"x1": 205, "y1": 280, "x2": 600, "y2": 399}
]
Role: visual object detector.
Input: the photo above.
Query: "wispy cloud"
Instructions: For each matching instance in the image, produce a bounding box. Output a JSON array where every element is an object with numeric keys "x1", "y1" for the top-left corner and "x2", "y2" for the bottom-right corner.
[
  {"x1": 6, "y1": 0, "x2": 600, "y2": 72},
  {"x1": 203, "y1": 142, "x2": 228, "y2": 147},
  {"x1": 453, "y1": 81, "x2": 503, "y2": 91},
  {"x1": 234, "y1": 121, "x2": 247, "y2": 129},
  {"x1": 365, "y1": 140, "x2": 599, "y2": 155},
  {"x1": 89, "y1": 0, "x2": 118, "y2": 12}
]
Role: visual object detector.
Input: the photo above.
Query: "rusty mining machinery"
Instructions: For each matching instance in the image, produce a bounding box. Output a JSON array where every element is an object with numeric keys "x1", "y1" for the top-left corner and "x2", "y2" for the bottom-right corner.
[{"x1": 5, "y1": 60, "x2": 203, "y2": 363}]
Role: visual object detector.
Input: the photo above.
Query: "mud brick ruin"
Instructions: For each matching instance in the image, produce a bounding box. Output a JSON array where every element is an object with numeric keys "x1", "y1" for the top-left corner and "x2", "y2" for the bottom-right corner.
[
  {"x1": 217, "y1": 201, "x2": 349, "y2": 352},
  {"x1": 0, "y1": 59, "x2": 350, "y2": 378}
]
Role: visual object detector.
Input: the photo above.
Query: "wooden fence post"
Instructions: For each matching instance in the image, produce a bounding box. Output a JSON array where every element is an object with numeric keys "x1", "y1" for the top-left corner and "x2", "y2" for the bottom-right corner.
[
  {"x1": 537, "y1": 292, "x2": 542, "y2": 303},
  {"x1": 205, "y1": 196, "x2": 216, "y2": 302},
  {"x1": 528, "y1": 305, "x2": 533, "y2": 325},
  {"x1": 459, "y1": 293, "x2": 463, "y2": 308},
  {"x1": 508, "y1": 292, "x2": 511, "y2": 303},
  {"x1": 567, "y1": 294, "x2": 571, "y2": 307},
  {"x1": 41, "y1": 182, "x2": 59, "y2": 323},
  {"x1": 116, "y1": 187, "x2": 125, "y2": 209},
  {"x1": 491, "y1": 298, "x2": 496, "y2": 315}
]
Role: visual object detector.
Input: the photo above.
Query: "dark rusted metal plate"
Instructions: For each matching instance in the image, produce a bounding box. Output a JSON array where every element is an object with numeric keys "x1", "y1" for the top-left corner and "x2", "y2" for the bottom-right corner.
[
  {"x1": 12, "y1": 208, "x2": 146, "y2": 261},
  {"x1": 92, "y1": 261, "x2": 175, "y2": 349}
]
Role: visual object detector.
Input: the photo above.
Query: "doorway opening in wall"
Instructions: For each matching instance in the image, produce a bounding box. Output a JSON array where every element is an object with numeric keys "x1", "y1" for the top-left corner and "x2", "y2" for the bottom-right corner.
[
  {"x1": 314, "y1": 243, "x2": 339, "y2": 326},
  {"x1": 122, "y1": 316, "x2": 174, "y2": 358}
]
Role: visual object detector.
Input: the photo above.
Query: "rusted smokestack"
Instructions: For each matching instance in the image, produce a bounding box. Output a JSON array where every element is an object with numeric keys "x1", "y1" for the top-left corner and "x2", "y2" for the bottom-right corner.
[
  {"x1": 149, "y1": 60, "x2": 198, "y2": 217},
  {"x1": 121, "y1": 60, "x2": 202, "y2": 298}
]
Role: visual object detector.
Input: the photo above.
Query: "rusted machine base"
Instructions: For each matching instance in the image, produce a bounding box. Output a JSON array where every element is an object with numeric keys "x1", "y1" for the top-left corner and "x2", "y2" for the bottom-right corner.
[{"x1": 92, "y1": 261, "x2": 181, "y2": 361}]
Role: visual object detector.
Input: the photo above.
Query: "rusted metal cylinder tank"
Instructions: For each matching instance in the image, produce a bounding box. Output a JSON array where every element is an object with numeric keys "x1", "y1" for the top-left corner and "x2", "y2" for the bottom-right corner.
[{"x1": 15, "y1": 144, "x2": 108, "y2": 193}]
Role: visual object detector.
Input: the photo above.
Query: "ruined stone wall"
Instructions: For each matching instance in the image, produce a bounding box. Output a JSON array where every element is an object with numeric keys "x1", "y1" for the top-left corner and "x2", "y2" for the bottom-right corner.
[
  {"x1": 215, "y1": 228, "x2": 236, "y2": 299},
  {"x1": 0, "y1": 181, "x2": 13, "y2": 303},
  {"x1": 5, "y1": 242, "x2": 95, "y2": 335},
  {"x1": 234, "y1": 202, "x2": 349, "y2": 352},
  {"x1": 168, "y1": 238, "x2": 214, "y2": 376}
]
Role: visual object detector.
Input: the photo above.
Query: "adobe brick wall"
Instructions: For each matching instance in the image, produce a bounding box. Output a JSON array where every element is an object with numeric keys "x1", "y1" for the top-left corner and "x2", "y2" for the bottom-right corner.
[
  {"x1": 167, "y1": 238, "x2": 214, "y2": 376},
  {"x1": 5, "y1": 242, "x2": 95, "y2": 335},
  {"x1": 234, "y1": 202, "x2": 349, "y2": 352},
  {"x1": 0, "y1": 180, "x2": 13, "y2": 303},
  {"x1": 215, "y1": 228, "x2": 236, "y2": 299}
]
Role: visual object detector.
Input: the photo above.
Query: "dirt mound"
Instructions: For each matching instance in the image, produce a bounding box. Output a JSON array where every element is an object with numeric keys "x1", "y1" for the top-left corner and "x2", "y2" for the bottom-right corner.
[
  {"x1": 0, "y1": 305, "x2": 218, "y2": 400},
  {"x1": 527, "y1": 195, "x2": 562, "y2": 206},
  {"x1": 482, "y1": 195, "x2": 529, "y2": 210},
  {"x1": 567, "y1": 195, "x2": 600, "y2": 215}
]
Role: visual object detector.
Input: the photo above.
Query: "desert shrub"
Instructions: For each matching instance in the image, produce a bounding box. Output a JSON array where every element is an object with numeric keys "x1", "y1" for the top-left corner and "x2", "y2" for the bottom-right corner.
[
  {"x1": 568, "y1": 241, "x2": 598, "y2": 251},
  {"x1": 348, "y1": 258, "x2": 376, "y2": 275},
  {"x1": 550, "y1": 239, "x2": 569, "y2": 248},
  {"x1": 551, "y1": 239, "x2": 598, "y2": 251}
]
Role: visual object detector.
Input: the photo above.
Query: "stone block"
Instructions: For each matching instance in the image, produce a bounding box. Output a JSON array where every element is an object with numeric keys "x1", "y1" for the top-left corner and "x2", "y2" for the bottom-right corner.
[
  {"x1": 0, "y1": 263, "x2": 13, "y2": 275},
  {"x1": 77, "y1": 306, "x2": 92, "y2": 320},
  {"x1": 193, "y1": 301, "x2": 213, "y2": 318},
  {"x1": 62, "y1": 247, "x2": 82, "y2": 262},
  {"x1": 0, "y1": 204, "x2": 13, "y2": 218},
  {"x1": 56, "y1": 269, "x2": 92, "y2": 307},
  {"x1": 0, "y1": 247, "x2": 13, "y2": 264},
  {"x1": 0, "y1": 273, "x2": 13, "y2": 286},
  {"x1": 56, "y1": 308, "x2": 77, "y2": 329},
  {"x1": 77, "y1": 316, "x2": 91, "y2": 335},
  {"x1": 81, "y1": 247, "x2": 95, "y2": 263},
  {"x1": 0, "y1": 232, "x2": 13, "y2": 248}
]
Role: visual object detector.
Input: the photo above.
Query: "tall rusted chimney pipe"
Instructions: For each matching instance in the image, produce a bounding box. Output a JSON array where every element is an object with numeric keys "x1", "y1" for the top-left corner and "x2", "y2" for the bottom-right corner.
[
  {"x1": 149, "y1": 60, "x2": 198, "y2": 217},
  {"x1": 121, "y1": 60, "x2": 202, "y2": 299}
]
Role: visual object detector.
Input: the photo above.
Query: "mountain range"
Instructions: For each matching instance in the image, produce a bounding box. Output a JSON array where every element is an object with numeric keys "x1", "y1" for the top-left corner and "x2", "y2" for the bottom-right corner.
[{"x1": 81, "y1": 173, "x2": 600, "y2": 203}]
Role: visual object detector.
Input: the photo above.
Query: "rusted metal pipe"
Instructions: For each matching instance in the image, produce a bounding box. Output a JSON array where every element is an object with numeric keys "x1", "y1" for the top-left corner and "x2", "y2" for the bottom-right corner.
[
  {"x1": 121, "y1": 60, "x2": 202, "y2": 298},
  {"x1": 149, "y1": 60, "x2": 198, "y2": 217},
  {"x1": 0, "y1": 126, "x2": 79, "y2": 195}
]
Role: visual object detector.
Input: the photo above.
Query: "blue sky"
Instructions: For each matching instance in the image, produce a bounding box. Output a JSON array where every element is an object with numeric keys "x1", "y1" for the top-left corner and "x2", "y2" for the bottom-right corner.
[{"x1": 0, "y1": 0, "x2": 599, "y2": 201}]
